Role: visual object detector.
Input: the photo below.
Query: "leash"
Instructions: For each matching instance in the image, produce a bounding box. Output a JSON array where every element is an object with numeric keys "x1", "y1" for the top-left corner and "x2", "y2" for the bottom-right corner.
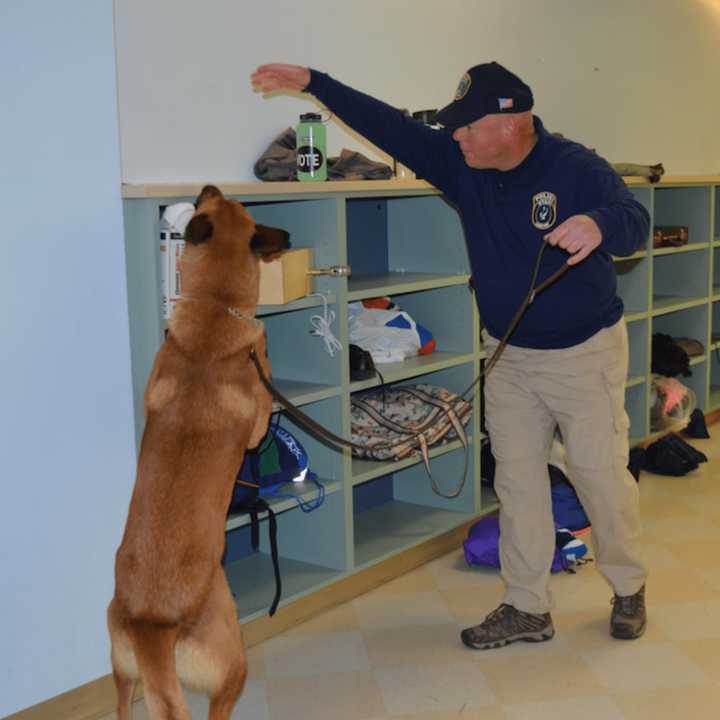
[
  {"x1": 250, "y1": 347, "x2": 469, "y2": 497},
  {"x1": 459, "y1": 248, "x2": 569, "y2": 400},
  {"x1": 248, "y1": 242, "x2": 570, "y2": 495}
]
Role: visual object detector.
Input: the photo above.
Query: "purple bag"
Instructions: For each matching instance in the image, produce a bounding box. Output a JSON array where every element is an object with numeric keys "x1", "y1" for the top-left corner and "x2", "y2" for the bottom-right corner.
[{"x1": 463, "y1": 515, "x2": 587, "y2": 574}]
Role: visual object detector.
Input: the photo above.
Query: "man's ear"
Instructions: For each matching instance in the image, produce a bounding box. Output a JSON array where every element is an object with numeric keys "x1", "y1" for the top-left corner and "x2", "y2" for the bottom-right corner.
[{"x1": 184, "y1": 213, "x2": 213, "y2": 245}]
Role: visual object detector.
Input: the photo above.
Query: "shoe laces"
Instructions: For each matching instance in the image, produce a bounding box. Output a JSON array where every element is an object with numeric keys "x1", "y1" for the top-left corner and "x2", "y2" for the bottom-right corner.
[
  {"x1": 484, "y1": 603, "x2": 512, "y2": 626},
  {"x1": 611, "y1": 592, "x2": 642, "y2": 616}
]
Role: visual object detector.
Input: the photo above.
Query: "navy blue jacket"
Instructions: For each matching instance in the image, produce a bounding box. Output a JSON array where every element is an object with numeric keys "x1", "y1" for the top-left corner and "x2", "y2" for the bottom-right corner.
[{"x1": 306, "y1": 70, "x2": 650, "y2": 349}]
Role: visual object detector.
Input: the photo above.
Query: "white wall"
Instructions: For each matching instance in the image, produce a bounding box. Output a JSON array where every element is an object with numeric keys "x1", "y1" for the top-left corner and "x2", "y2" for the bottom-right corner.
[
  {"x1": 115, "y1": 0, "x2": 720, "y2": 183},
  {"x1": 0, "y1": 1, "x2": 136, "y2": 715}
]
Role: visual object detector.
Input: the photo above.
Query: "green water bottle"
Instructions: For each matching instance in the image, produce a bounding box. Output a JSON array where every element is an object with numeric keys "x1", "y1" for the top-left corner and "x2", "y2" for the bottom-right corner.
[{"x1": 296, "y1": 113, "x2": 327, "y2": 182}]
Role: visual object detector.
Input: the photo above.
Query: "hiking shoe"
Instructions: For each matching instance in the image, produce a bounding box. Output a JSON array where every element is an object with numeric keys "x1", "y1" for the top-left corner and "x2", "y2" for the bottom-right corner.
[
  {"x1": 461, "y1": 603, "x2": 554, "y2": 650},
  {"x1": 610, "y1": 584, "x2": 647, "y2": 639}
]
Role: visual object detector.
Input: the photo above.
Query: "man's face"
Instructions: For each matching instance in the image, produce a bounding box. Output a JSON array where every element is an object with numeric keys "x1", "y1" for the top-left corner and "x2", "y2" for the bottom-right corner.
[{"x1": 452, "y1": 115, "x2": 507, "y2": 170}]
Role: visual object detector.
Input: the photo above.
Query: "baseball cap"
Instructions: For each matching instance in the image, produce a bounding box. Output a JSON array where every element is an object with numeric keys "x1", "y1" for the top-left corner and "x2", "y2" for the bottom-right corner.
[{"x1": 435, "y1": 62, "x2": 534, "y2": 130}]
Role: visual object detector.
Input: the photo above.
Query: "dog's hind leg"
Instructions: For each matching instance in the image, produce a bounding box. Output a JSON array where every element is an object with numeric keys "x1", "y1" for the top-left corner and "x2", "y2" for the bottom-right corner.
[
  {"x1": 112, "y1": 667, "x2": 136, "y2": 720},
  {"x1": 130, "y1": 623, "x2": 191, "y2": 720},
  {"x1": 108, "y1": 601, "x2": 138, "y2": 720},
  {"x1": 177, "y1": 573, "x2": 247, "y2": 720}
]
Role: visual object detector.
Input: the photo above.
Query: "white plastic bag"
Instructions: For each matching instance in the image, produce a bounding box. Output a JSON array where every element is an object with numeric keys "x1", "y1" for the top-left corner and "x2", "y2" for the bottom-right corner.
[{"x1": 347, "y1": 302, "x2": 421, "y2": 363}]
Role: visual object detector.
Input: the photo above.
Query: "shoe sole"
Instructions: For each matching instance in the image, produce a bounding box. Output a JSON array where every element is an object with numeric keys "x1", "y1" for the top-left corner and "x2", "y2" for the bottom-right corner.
[{"x1": 461, "y1": 629, "x2": 554, "y2": 650}]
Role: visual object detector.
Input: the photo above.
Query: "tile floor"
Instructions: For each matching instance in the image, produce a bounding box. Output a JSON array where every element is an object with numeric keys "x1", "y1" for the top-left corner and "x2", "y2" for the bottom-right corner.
[{"x1": 104, "y1": 431, "x2": 720, "y2": 719}]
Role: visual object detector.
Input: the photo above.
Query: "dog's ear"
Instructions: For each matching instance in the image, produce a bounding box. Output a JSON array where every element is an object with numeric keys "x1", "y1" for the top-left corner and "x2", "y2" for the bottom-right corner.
[
  {"x1": 194, "y1": 184, "x2": 223, "y2": 207},
  {"x1": 185, "y1": 213, "x2": 213, "y2": 245},
  {"x1": 251, "y1": 224, "x2": 291, "y2": 262}
]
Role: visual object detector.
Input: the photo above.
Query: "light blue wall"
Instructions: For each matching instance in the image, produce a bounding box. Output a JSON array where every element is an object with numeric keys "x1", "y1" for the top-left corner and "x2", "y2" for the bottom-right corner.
[{"x1": 0, "y1": 1, "x2": 136, "y2": 714}]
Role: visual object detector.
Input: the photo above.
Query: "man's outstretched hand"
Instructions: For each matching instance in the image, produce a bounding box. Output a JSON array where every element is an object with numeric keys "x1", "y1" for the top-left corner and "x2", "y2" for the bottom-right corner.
[{"x1": 251, "y1": 64, "x2": 311, "y2": 93}]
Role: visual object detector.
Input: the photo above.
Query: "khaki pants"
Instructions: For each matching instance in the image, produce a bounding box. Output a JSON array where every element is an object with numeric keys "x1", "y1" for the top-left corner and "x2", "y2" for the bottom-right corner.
[{"x1": 483, "y1": 318, "x2": 647, "y2": 614}]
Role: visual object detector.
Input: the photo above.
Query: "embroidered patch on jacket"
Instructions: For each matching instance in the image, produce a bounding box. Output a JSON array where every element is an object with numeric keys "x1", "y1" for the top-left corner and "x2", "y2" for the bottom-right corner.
[
  {"x1": 531, "y1": 191, "x2": 557, "y2": 230},
  {"x1": 455, "y1": 73, "x2": 471, "y2": 101}
]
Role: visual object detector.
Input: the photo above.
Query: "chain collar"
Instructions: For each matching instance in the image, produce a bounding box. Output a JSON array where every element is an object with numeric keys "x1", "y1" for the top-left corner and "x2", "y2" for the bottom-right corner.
[
  {"x1": 226, "y1": 306, "x2": 261, "y2": 328},
  {"x1": 179, "y1": 295, "x2": 260, "y2": 328}
]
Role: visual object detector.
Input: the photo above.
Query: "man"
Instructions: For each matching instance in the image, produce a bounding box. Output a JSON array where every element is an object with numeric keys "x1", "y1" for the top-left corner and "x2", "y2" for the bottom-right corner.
[{"x1": 252, "y1": 62, "x2": 649, "y2": 648}]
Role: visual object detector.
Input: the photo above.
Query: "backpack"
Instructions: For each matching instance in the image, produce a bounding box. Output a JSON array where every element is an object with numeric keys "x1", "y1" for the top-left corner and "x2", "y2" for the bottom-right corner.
[
  {"x1": 227, "y1": 423, "x2": 325, "y2": 615},
  {"x1": 350, "y1": 384, "x2": 472, "y2": 462},
  {"x1": 350, "y1": 384, "x2": 473, "y2": 499}
]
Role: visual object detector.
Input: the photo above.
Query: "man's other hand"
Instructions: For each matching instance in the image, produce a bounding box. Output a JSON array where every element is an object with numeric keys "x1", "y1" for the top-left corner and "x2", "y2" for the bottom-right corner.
[{"x1": 251, "y1": 64, "x2": 311, "y2": 93}]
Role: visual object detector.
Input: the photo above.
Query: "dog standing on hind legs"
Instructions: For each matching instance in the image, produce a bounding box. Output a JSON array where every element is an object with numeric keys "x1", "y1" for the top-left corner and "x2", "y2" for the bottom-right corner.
[{"x1": 108, "y1": 185, "x2": 289, "y2": 719}]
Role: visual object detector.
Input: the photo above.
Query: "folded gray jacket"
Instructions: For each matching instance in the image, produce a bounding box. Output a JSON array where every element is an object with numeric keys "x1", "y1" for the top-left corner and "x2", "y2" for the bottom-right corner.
[{"x1": 254, "y1": 127, "x2": 392, "y2": 181}]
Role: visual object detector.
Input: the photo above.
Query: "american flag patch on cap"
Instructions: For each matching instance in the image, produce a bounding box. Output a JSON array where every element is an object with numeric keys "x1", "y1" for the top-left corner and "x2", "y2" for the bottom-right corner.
[{"x1": 498, "y1": 98, "x2": 514, "y2": 110}]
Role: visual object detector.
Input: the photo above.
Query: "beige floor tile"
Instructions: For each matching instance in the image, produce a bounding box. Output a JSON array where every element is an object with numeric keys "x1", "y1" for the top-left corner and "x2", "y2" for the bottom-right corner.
[
  {"x1": 651, "y1": 599, "x2": 720, "y2": 641},
  {"x1": 555, "y1": 607, "x2": 670, "y2": 651},
  {"x1": 676, "y1": 637, "x2": 720, "y2": 681},
  {"x1": 437, "y1": 584, "x2": 505, "y2": 628},
  {"x1": 261, "y1": 630, "x2": 371, "y2": 677},
  {"x1": 225, "y1": 680, "x2": 269, "y2": 719},
  {"x1": 547, "y1": 566, "x2": 615, "y2": 614},
  {"x1": 579, "y1": 641, "x2": 708, "y2": 692},
  {"x1": 361, "y1": 623, "x2": 465, "y2": 668},
  {"x1": 245, "y1": 642, "x2": 266, "y2": 680},
  {"x1": 365, "y1": 709, "x2": 506, "y2": 720},
  {"x1": 696, "y1": 564, "x2": 720, "y2": 593},
  {"x1": 503, "y1": 695, "x2": 625, "y2": 720},
  {"x1": 353, "y1": 590, "x2": 456, "y2": 630},
  {"x1": 362, "y1": 624, "x2": 504, "y2": 667},
  {"x1": 642, "y1": 518, "x2": 720, "y2": 543},
  {"x1": 426, "y1": 549, "x2": 503, "y2": 591},
  {"x1": 657, "y1": 537, "x2": 720, "y2": 570},
  {"x1": 638, "y1": 493, "x2": 700, "y2": 521},
  {"x1": 276, "y1": 601, "x2": 361, "y2": 638},
  {"x1": 266, "y1": 671, "x2": 385, "y2": 720},
  {"x1": 477, "y1": 653, "x2": 604, "y2": 704},
  {"x1": 642, "y1": 565, "x2": 719, "y2": 603},
  {"x1": 373, "y1": 661, "x2": 496, "y2": 715},
  {"x1": 613, "y1": 685, "x2": 720, "y2": 720}
]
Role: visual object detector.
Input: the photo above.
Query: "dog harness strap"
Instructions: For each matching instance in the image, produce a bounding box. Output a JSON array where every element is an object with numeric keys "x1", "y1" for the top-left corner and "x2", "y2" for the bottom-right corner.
[
  {"x1": 265, "y1": 504, "x2": 282, "y2": 616},
  {"x1": 249, "y1": 505, "x2": 260, "y2": 549}
]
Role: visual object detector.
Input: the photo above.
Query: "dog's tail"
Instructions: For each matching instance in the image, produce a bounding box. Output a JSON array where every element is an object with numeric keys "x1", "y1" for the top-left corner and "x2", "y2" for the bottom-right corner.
[{"x1": 130, "y1": 622, "x2": 191, "y2": 720}]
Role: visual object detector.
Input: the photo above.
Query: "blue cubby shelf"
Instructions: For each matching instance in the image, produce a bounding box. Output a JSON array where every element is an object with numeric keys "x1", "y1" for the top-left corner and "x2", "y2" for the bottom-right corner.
[{"x1": 122, "y1": 175, "x2": 719, "y2": 626}]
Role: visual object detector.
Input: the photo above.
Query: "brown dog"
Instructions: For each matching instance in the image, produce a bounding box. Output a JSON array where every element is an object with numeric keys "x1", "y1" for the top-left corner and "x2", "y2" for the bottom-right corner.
[{"x1": 108, "y1": 185, "x2": 289, "y2": 719}]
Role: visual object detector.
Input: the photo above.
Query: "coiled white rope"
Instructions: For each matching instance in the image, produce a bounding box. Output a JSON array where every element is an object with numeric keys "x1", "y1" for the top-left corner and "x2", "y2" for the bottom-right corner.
[{"x1": 308, "y1": 293, "x2": 342, "y2": 357}]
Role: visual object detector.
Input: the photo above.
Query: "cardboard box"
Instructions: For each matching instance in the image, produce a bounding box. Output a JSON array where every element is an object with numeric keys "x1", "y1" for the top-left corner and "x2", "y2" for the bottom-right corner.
[
  {"x1": 258, "y1": 248, "x2": 313, "y2": 305},
  {"x1": 161, "y1": 237, "x2": 312, "y2": 316}
]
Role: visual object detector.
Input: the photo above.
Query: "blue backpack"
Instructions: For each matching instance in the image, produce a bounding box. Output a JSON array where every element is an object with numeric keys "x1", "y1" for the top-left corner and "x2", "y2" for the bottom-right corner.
[
  {"x1": 227, "y1": 423, "x2": 324, "y2": 615},
  {"x1": 229, "y1": 423, "x2": 324, "y2": 514}
]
